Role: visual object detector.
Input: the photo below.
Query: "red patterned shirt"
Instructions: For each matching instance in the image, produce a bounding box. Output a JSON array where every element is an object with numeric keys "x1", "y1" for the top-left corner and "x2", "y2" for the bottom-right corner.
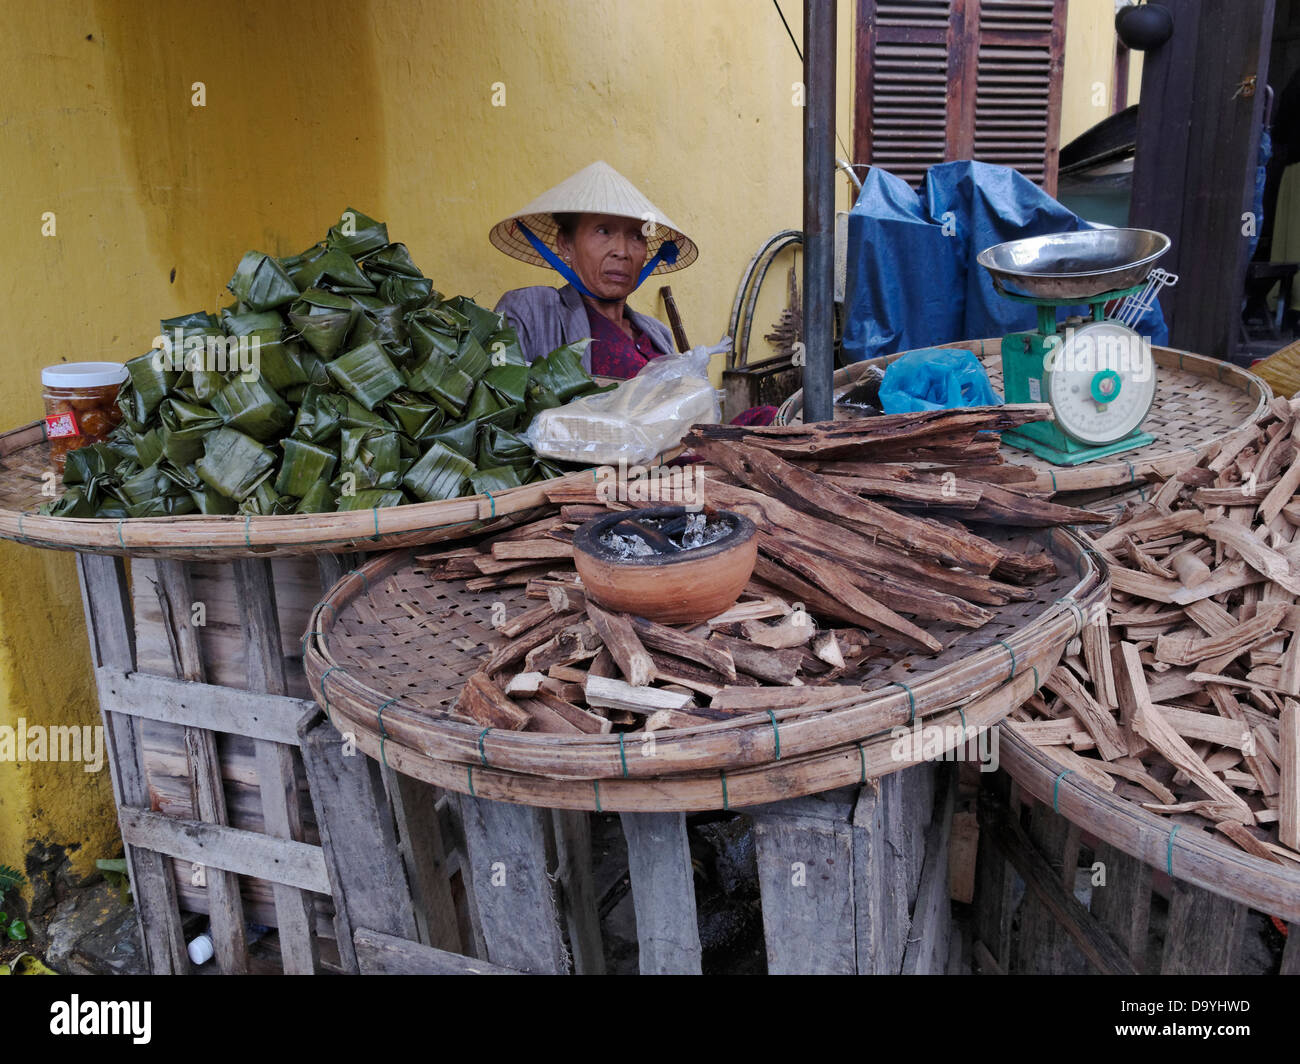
[{"x1": 584, "y1": 302, "x2": 667, "y2": 378}]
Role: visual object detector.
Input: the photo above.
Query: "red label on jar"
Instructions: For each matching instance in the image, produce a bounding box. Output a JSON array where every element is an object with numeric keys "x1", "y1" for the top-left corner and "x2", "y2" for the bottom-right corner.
[{"x1": 45, "y1": 411, "x2": 81, "y2": 439}]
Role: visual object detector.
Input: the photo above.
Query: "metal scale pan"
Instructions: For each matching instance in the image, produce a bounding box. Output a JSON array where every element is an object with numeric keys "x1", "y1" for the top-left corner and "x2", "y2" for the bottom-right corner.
[{"x1": 976, "y1": 228, "x2": 1171, "y2": 302}]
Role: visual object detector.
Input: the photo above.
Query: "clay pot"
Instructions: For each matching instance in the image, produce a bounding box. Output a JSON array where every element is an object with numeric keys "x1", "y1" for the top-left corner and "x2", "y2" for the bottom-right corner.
[{"x1": 572, "y1": 506, "x2": 758, "y2": 625}]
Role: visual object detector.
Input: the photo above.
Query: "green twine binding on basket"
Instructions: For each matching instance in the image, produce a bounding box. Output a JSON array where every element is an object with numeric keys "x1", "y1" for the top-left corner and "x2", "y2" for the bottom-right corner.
[
  {"x1": 893, "y1": 681, "x2": 916, "y2": 723},
  {"x1": 484, "y1": 491, "x2": 496, "y2": 518},
  {"x1": 376, "y1": 697, "x2": 397, "y2": 768},
  {"x1": 996, "y1": 639, "x2": 1017, "y2": 680},
  {"x1": 957, "y1": 706, "x2": 968, "y2": 736},
  {"x1": 1127, "y1": 461, "x2": 1135, "y2": 485},
  {"x1": 1050, "y1": 471, "x2": 1058, "y2": 493},
  {"x1": 116, "y1": 520, "x2": 126, "y2": 550},
  {"x1": 348, "y1": 569, "x2": 371, "y2": 593},
  {"x1": 478, "y1": 728, "x2": 491, "y2": 766},
  {"x1": 720, "y1": 770, "x2": 729, "y2": 811},
  {"x1": 243, "y1": 514, "x2": 253, "y2": 549},
  {"x1": 1167, "y1": 824, "x2": 1180, "y2": 875},
  {"x1": 1052, "y1": 768, "x2": 1073, "y2": 812},
  {"x1": 593, "y1": 779, "x2": 601, "y2": 812},
  {"x1": 1031, "y1": 665, "x2": 1039, "y2": 691},
  {"x1": 319, "y1": 665, "x2": 344, "y2": 726},
  {"x1": 467, "y1": 764, "x2": 475, "y2": 797},
  {"x1": 857, "y1": 742, "x2": 867, "y2": 784},
  {"x1": 371, "y1": 508, "x2": 381, "y2": 541},
  {"x1": 767, "y1": 710, "x2": 781, "y2": 760},
  {"x1": 618, "y1": 733, "x2": 628, "y2": 778}
]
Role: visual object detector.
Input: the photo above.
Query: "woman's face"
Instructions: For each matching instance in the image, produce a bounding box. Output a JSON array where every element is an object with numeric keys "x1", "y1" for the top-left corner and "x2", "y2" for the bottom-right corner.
[{"x1": 557, "y1": 213, "x2": 648, "y2": 301}]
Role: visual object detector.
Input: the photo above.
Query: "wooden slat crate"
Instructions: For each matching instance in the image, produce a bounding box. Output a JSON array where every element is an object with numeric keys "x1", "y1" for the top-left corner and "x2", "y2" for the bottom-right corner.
[
  {"x1": 351, "y1": 763, "x2": 958, "y2": 975},
  {"x1": 969, "y1": 772, "x2": 1300, "y2": 975},
  {"x1": 78, "y1": 551, "x2": 452, "y2": 974}
]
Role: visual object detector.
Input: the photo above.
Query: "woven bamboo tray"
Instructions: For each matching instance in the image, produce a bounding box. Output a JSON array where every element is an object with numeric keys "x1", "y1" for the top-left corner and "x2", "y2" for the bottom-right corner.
[
  {"x1": 777, "y1": 341, "x2": 1271, "y2": 496},
  {"x1": 998, "y1": 731, "x2": 1300, "y2": 923},
  {"x1": 0, "y1": 419, "x2": 658, "y2": 560},
  {"x1": 301, "y1": 525, "x2": 1108, "y2": 811}
]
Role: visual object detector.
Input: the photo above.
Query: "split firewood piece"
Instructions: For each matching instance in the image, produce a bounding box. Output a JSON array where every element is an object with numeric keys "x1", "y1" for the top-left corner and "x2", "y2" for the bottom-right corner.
[
  {"x1": 641, "y1": 708, "x2": 724, "y2": 732},
  {"x1": 1080, "y1": 614, "x2": 1118, "y2": 711},
  {"x1": 756, "y1": 534, "x2": 942, "y2": 652},
  {"x1": 584, "y1": 675, "x2": 693, "y2": 714},
  {"x1": 1092, "y1": 757, "x2": 1176, "y2": 804},
  {"x1": 644, "y1": 650, "x2": 756, "y2": 695},
  {"x1": 1282, "y1": 700, "x2": 1300, "y2": 851},
  {"x1": 818, "y1": 470, "x2": 984, "y2": 508},
  {"x1": 490, "y1": 539, "x2": 575, "y2": 561},
  {"x1": 1153, "y1": 605, "x2": 1285, "y2": 668},
  {"x1": 627, "y1": 615, "x2": 738, "y2": 680},
  {"x1": 1139, "y1": 800, "x2": 1253, "y2": 824},
  {"x1": 1109, "y1": 560, "x2": 1264, "y2": 606},
  {"x1": 496, "y1": 600, "x2": 558, "y2": 640},
  {"x1": 742, "y1": 613, "x2": 816, "y2": 649},
  {"x1": 454, "y1": 673, "x2": 531, "y2": 730},
  {"x1": 1279, "y1": 630, "x2": 1300, "y2": 696},
  {"x1": 697, "y1": 439, "x2": 1003, "y2": 574},
  {"x1": 516, "y1": 697, "x2": 584, "y2": 734},
  {"x1": 1182, "y1": 597, "x2": 1236, "y2": 636},
  {"x1": 588, "y1": 647, "x2": 619, "y2": 679},
  {"x1": 1154, "y1": 705, "x2": 1257, "y2": 749},
  {"x1": 504, "y1": 672, "x2": 547, "y2": 696},
  {"x1": 709, "y1": 684, "x2": 861, "y2": 714},
  {"x1": 1205, "y1": 520, "x2": 1300, "y2": 596},
  {"x1": 1093, "y1": 510, "x2": 1207, "y2": 552},
  {"x1": 473, "y1": 553, "x2": 565, "y2": 575},
  {"x1": 706, "y1": 597, "x2": 790, "y2": 626},
  {"x1": 539, "y1": 677, "x2": 586, "y2": 703},
  {"x1": 706, "y1": 633, "x2": 803, "y2": 685},
  {"x1": 585, "y1": 602, "x2": 656, "y2": 687},
  {"x1": 531, "y1": 689, "x2": 610, "y2": 734},
  {"x1": 1005, "y1": 717, "x2": 1081, "y2": 746},
  {"x1": 1258, "y1": 426, "x2": 1300, "y2": 523},
  {"x1": 1214, "y1": 821, "x2": 1283, "y2": 863},
  {"x1": 523, "y1": 622, "x2": 601, "y2": 673},
  {"x1": 482, "y1": 609, "x2": 583, "y2": 675},
  {"x1": 547, "y1": 664, "x2": 589, "y2": 684},
  {"x1": 903, "y1": 480, "x2": 1106, "y2": 528},
  {"x1": 465, "y1": 565, "x2": 556, "y2": 591},
  {"x1": 1122, "y1": 676, "x2": 1255, "y2": 820},
  {"x1": 1124, "y1": 536, "x2": 1175, "y2": 580},
  {"x1": 1043, "y1": 667, "x2": 1127, "y2": 761}
]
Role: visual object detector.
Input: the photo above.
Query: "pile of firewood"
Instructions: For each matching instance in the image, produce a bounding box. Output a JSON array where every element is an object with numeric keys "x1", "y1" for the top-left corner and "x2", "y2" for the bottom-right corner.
[
  {"x1": 1010, "y1": 396, "x2": 1300, "y2": 865},
  {"x1": 414, "y1": 404, "x2": 1100, "y2": 738}
]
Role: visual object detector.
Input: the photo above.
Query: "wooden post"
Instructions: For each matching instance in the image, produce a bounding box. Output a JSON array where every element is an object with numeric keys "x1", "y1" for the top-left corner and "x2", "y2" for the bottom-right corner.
[
  {"x1": 1128, "y1": 0, "x2": 1276, "y2": 362},
  {"x1": 901, "y1": 765, "x2": 955, "y2": 975},
  {"x1": 1089, "y1": 842, "x2": 1152, "y2": 974},
  {"x1": 233, "y1": 557, "x2": 319, "y2": 974},
  {"x1": 1013, "y1": 805, "x2": 1089, "y2": 974},
  {"x1": 455, "y1": 795, "x2": 568, "y2": 974},
  {"x1": 619, "y1": 812, "x2": 702, "y2": 975},
  {"x1": 76, "y1": 553, "x2": 189, "y2": 974},
  {"x1": 1160, "y1": 880, "x2": 1248, "y2": 974},
  {"x1": 552, "y1": 811, "x2": 606, "y2": 974},
  {"x1": 298, "y1": 712, "x2": 419, "y2": 974},
  {"x1": 153, "y1": 560, "x2": 248, "y2": 974}
]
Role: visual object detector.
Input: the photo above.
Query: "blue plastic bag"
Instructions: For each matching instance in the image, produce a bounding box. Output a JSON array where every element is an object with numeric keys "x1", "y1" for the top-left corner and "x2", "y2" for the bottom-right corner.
[{"x1": 878, "y1": 348, "x2": 1001, "y2": 414}]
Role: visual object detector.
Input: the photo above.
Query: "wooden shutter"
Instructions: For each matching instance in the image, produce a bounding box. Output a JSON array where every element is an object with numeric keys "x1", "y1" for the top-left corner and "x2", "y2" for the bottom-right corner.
[{"x1": 854, "y1": 0, "x2": 1067, "y2": 195}]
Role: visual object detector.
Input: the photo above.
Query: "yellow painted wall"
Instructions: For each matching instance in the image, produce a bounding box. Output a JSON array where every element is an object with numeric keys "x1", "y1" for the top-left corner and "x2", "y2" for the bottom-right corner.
[
  {"x1": 1, "y1": 0, "x2": 851, "y2": 890},
  {"x1": 1062, "y1": 0, "x2": 1145, "y2": 147}
]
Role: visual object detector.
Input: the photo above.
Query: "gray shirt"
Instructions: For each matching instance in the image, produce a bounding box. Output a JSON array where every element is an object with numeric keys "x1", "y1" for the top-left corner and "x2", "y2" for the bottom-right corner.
[{"x1": 493, "y1": 283, "x2": 676, "y2": 372}]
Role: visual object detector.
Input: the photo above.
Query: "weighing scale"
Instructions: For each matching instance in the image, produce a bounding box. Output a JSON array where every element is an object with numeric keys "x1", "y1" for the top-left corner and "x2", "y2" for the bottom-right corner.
[{"x1": 976, "y1": 228, "x2": 1176, "y2": 466}]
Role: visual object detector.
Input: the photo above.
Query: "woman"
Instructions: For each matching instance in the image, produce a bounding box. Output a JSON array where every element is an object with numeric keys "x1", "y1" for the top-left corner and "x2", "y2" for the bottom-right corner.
[{"x1": 490, "y1": 161, "x2": 776, "y2": 424}]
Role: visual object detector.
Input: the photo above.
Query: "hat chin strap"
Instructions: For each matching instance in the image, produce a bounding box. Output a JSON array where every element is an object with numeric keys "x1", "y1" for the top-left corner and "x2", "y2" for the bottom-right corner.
[{"x1": 514, "y1": 221, "x2": 679, "y2": 304}]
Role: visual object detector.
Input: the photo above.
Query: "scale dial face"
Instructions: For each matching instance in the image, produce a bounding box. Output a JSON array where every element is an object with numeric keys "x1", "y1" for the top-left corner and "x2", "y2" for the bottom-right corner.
[{"x1": 1042, "y1": 320, "x2": 1155, "y2": 446}]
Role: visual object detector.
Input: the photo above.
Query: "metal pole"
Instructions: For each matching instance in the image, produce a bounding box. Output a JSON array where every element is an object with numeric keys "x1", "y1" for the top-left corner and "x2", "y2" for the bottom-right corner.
[{"x1": 802, "y1": 0, "x2": 836, "y2": 424}]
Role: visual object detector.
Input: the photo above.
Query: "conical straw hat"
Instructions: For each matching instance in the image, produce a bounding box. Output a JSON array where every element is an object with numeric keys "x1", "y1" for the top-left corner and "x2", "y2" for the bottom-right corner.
[{"x1": 489, "y1": 161, "x2": 698, "y2": 275}]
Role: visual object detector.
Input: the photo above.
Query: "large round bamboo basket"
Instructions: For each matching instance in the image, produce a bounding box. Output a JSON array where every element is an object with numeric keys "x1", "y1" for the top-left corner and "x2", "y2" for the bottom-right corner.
[
  {"x1": 777, "y1": 341, "x2": 1270, "y2": 496},
  {"x1": 301, "y1": 525, "x2": 1109, "y2": 811},
  {"x1": 998, "y1": 731, "x2": 1300, "y2": 923},
  {"x1": 0, "y1": 419, "x2": 676, "y2": 560}
]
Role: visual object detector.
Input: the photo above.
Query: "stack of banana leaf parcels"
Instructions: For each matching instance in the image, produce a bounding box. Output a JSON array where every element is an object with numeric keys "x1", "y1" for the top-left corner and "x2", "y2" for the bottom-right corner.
[{"x1": 45, "y1": 209, "x2": 608, "y2": 519}]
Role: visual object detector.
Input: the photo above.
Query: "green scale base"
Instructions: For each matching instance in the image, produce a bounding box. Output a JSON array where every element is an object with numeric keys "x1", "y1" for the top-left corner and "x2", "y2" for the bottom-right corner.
[{"x1": 1002, "y1": 426, "x2": 1156, "y2": 466}]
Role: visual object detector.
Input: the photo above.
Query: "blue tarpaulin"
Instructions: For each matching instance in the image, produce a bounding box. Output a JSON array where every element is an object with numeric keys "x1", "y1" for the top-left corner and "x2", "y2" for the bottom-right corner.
[{"x1": 841, "y1": 161, "x2": 1169, "y2": 366}]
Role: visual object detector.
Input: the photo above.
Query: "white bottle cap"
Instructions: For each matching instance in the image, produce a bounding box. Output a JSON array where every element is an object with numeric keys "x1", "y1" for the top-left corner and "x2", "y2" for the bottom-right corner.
[
  {"x1": 41, "y1": 362, "x2": 129, "y2": 389},
  {"x1": 187, "y1": 931, "x2": 215, "y2": 965}
]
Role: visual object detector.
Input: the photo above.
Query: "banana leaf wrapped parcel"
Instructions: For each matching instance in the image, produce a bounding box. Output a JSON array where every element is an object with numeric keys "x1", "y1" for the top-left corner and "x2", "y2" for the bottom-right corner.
[{"x1": 42, "y1": 209, "x2": 611, "y2": 519}]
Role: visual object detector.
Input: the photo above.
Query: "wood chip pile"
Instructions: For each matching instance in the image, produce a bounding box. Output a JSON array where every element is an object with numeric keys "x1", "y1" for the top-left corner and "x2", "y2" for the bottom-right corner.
[
  {"x1": 1010, "y1": 395, "x2": 1300, "y2": 866},
  {"x1": 416, "y1": 404, "x2": 1100, "y2": 737}
]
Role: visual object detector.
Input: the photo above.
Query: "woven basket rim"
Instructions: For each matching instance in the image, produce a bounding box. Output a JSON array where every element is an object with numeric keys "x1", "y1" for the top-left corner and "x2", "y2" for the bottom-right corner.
[
  {"x1": 777, "y1": 341, "x2": 1271, "y2": 495},
  {"x1": 303, "y1": 524, "x2": 1109, "y2": 796},
  {"x1": 0, "y1": 418, "x2": 681, "y2": 559},
  {"x1": 999, "y1": 729, "x2": 1300, "y2": 921}
]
